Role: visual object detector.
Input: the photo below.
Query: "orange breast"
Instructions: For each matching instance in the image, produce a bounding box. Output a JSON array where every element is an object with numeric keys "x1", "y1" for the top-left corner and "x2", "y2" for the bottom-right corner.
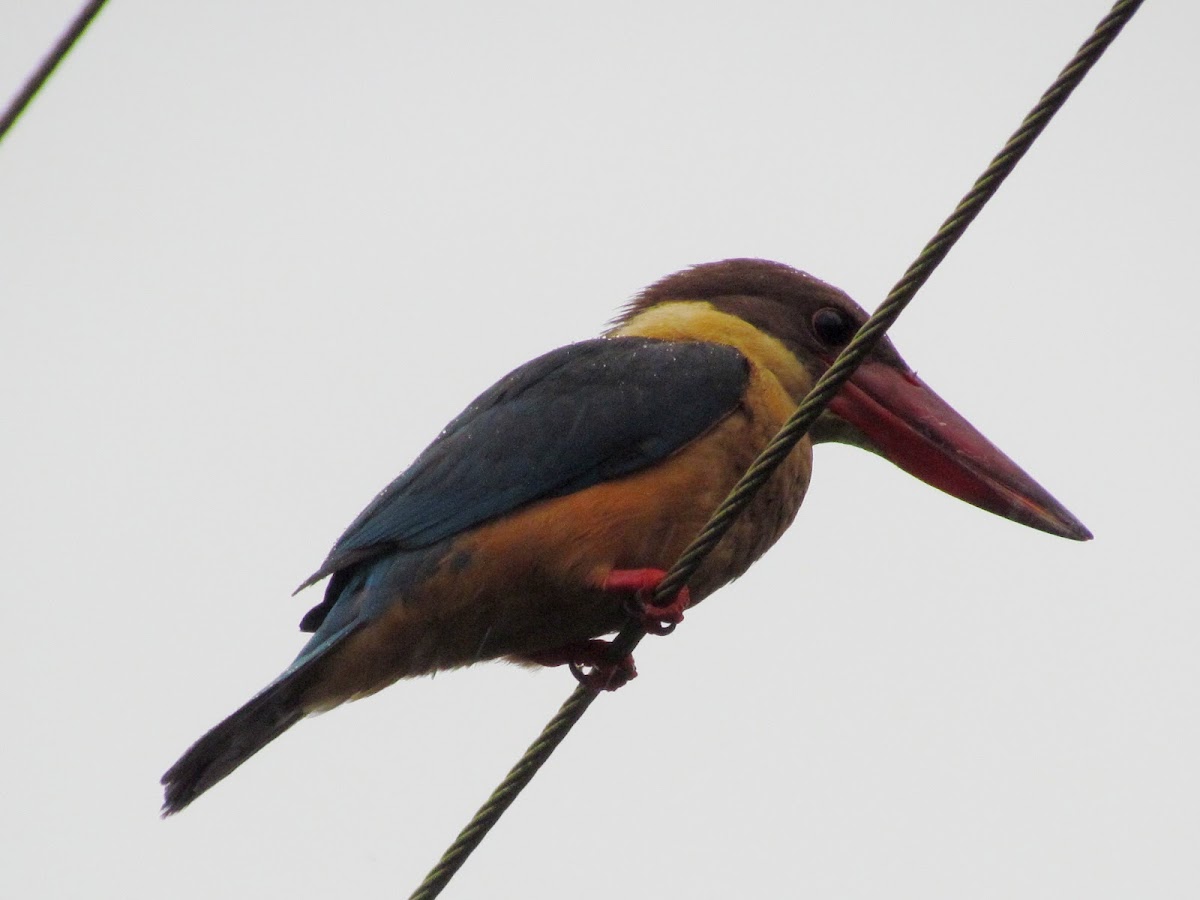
[
  {"x1": 303, "y1": 304, "x2": 815, "y2": 709},
  {"x1": 302, "y1": 358, "x2": 810, "y2": 710}
]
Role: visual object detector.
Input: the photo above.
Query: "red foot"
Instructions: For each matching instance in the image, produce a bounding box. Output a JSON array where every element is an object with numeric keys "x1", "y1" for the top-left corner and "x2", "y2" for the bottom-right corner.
[
  {"x1": 602, "y1": 568, "x2": 692, "y2": 636},
  {"x1": 524, "y1": 640, "x2": 637, "y2": 692}
]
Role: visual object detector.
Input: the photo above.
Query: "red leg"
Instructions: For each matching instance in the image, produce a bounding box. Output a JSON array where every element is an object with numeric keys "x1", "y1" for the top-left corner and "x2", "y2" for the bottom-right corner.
[
  {"x1": 518, "y1": 568, "x2": 689, "y2": 691},
  {"x1": 602, "y1": 568, "x2": 692, "y2": 636},
  {"x1": 523, "y1": 640, "x2": 637, "y2": 692}
]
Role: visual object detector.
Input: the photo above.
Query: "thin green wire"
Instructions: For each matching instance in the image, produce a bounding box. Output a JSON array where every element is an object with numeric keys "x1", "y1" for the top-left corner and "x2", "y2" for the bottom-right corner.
[
  {"x1": 0, "y1": 0, "x2": 110, "y2": 146},
  {"x1": 408, "y1": 1, "x2": 1144, "y2": 896}
]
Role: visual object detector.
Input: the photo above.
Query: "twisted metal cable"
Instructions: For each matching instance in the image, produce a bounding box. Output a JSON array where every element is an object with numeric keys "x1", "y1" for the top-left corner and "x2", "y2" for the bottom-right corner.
[
  {"x1": 0, "y1": 0, "x2": 110, "y2": 145},
  {"x1": 409, "y1": 2, "x2": 1144, "y2": 896}
]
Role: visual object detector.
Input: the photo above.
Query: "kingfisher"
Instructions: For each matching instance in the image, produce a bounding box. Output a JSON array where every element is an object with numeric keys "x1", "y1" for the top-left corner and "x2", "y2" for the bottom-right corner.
[{"x1": 161, "y1": 258, "x2": 1089, "y2": 814}]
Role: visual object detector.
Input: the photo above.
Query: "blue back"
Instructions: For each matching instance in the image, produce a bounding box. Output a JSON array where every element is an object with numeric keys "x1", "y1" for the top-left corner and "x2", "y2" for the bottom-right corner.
[{"x1": 296, "y1": 336, "x2": 749, "y2": 634}]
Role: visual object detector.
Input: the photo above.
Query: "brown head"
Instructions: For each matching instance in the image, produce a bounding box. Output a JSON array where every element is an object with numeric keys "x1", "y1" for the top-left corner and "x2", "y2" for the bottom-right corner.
[{"x1": 615, "y1": 258, "x2": 1091, "y2": 541}]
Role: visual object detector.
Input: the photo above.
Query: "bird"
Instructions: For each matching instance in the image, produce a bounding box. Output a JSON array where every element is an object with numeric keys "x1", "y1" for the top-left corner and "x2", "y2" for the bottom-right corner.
[{"x1": 161, "y1": 258, "x2": 1090, "y2": 815}]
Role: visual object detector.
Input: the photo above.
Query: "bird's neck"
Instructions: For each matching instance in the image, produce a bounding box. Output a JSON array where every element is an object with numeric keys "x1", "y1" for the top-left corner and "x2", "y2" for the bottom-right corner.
[{"x1": 609, "y1": 301, "x2": 814, "y2": 402}]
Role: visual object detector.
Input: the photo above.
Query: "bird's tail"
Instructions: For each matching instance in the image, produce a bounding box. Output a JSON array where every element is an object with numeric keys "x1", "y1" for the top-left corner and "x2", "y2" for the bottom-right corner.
[
  {"x1": 160, "y1": 673, "x2": 308, "y2": 815},
  {"x1": 160, "y1": 624, "x2": 357, "y2": 816}
]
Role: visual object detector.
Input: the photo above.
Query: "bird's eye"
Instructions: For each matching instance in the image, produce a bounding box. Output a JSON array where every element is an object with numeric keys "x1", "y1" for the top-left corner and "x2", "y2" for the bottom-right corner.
[{"x1": 812, "y1": 308, "x2": 855, "y2": 346}]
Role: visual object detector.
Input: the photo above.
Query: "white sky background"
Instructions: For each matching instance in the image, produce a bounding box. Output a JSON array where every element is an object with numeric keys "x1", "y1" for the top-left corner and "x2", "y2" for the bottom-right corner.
[{"x1": 1, "y1": 2, "x2": 1197, "y2": 897}]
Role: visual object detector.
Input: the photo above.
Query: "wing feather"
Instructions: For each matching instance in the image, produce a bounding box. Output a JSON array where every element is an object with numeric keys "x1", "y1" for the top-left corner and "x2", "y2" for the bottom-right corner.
[{"x1": 297, "y1": 337, "x2": 749, "y2": 592}]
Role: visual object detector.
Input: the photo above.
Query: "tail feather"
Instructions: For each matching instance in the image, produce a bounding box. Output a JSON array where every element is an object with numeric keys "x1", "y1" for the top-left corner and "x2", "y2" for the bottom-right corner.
[
  {"x1": 160, "y1": 622, "x2": 360, "y2": 816},
  {"x1": 161, "y1": 673, "x2": 309, "y2": 815}
]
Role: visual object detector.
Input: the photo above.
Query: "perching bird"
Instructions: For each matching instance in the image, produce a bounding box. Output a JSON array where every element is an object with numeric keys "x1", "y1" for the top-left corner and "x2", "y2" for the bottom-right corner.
[{"x1": 161, "y1": 258, "x2": 1090, "y2": 814}]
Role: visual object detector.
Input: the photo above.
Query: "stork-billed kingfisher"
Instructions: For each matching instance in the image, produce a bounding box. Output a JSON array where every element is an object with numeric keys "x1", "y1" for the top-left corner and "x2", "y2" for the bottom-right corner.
[{"x1": 161, "y1": 258, "x2": 1089, "y2": 814}]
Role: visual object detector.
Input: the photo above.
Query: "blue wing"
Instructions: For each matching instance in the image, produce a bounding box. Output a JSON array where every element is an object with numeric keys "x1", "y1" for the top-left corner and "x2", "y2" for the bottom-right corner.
[{"x1": 295, "y1": 336, "x2": 749, "y2": 630}]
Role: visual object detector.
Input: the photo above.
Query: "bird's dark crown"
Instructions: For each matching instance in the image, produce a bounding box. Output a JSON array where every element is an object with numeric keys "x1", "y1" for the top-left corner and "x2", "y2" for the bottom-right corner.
[{"x1": 615, "y1": 258, "x2": 907, "y2": 374}]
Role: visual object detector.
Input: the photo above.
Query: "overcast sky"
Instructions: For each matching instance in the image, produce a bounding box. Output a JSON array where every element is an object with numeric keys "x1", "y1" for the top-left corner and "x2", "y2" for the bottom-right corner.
[{"x1": 2, "y1": 2, "x2": 1197, "y2": 898}]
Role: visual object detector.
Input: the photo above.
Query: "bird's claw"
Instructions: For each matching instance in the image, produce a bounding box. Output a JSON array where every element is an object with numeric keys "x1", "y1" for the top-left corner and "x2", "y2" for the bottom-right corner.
[
  {"x1": 523, "y1": 639, "x2": 637, "y2": 692},
  {"x1": 524, "y1": 569, "x2": 688, "y2": 692},
  {"x1": 602, "y1": 567, "x2": 691, "y2": 636},
  {"x1": 567, "y1": 639, "x2": 638, "y2": 692}
]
